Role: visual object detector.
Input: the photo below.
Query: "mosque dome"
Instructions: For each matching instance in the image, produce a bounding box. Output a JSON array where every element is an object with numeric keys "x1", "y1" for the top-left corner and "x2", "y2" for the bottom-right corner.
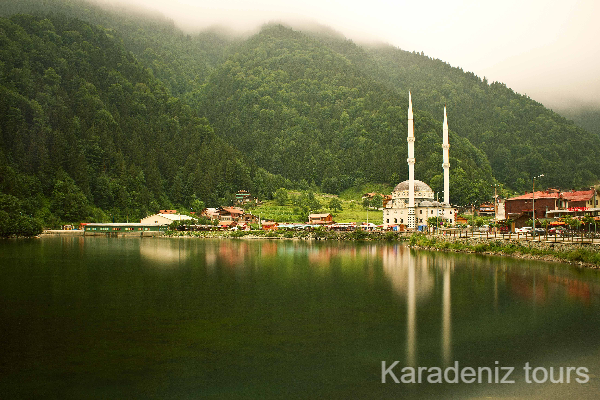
[{"x1": 393, "y1": 180, "x2": 433, "y2": 193}]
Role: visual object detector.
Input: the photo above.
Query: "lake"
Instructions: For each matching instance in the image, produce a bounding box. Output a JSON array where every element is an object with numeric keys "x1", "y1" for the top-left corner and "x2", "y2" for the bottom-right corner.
[{"x1": 1, "y1": 236, "x2": 600, "y2": 399}]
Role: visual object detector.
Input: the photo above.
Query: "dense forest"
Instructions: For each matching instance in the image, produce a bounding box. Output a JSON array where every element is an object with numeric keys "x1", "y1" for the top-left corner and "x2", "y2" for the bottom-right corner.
[
  {"x1": 0, "y1": 11, "x2": 287, "y2": 234},
  {"x1": 1, "y1": 0, "x2": 599, "y2": 234}
]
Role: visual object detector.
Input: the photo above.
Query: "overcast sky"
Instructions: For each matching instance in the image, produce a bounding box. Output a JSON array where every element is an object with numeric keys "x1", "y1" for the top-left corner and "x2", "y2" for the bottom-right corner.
[{"x1": 100, "y1": 0, "x2": 600, "y2": 110}]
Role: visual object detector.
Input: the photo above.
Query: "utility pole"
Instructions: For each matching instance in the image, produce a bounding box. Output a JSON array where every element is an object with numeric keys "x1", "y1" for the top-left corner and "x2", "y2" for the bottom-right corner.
[{"x1": 532, "y1": 174, "x2": 544, "y2": 238}]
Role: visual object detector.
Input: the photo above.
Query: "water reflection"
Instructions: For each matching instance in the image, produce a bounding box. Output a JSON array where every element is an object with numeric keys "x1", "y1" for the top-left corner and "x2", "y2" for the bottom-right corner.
[
  {"x1": 138, "y1": 238, "x2": 188, "y2": 265},
  {"x1": 442, "y1": 259, "x2": 452, "y2": 366},
  {"x1": 381, "y1": 245, "x2": 434, "y2": 297},
  {"x1": 381, "y1": 245, "x2": 454, "y2": 367},
  {"x1": 3, "y1": 237, "x2": 600, "y2": 399}
]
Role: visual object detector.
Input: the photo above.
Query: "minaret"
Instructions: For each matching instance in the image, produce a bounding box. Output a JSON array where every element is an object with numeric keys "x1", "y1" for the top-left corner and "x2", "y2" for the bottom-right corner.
[
  {"x1": 407, "y1": 91, "x2": 416, "y2": 229},
  {"x1": 442, "y1": 105, "x2": 450, "y2": 205}
]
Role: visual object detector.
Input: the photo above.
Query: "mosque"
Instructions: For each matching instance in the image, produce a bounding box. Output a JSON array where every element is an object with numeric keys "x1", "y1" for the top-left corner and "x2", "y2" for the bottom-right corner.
[{"x1": 383, "y1": 92, "x2": 457, "y2": 230}]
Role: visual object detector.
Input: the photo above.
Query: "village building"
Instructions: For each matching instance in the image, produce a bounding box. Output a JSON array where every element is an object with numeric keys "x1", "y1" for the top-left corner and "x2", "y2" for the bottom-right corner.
[
  {"x1": 308, "y1": 213, "x2": 334, "y2": 224},
  {"x1": 200, "y1": 208, "x2": 220, "y2": 220},
  {"x1": 217, "y1": 207, "x2": 245, "y2": 222},
  {"x1": 505, "y1": 188, "x2": 600, "y2": 227},
  {"x1": 234, "y1": 190, "x2": 254, "y2": 205},
  {"x1": 383, "y1": 93, "x2": 457, "y2": 230},
  {"x1": 455, "y1": 215, "x2": 469, "y2": 226},
  {"x1": 478, "y1": 202, "x2": 495, "y2": 216},
  {"x1": 261, "y1": 221, "x2": 278, "y2": 230},
  {"x1": 496, "y1": 198, "x2": 506, "y2": 220},
  {"x1": 140, "y1": 213, "x2": 195, "y2": 225},
  {"x1": 83, "y1": 223, "x2": 167, "y2": 235}
]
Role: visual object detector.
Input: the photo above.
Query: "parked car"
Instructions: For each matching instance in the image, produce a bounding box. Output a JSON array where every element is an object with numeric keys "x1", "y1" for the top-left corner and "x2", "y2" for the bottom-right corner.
[
  {"x1": 515, "y1": 227, "x2": 533, "y2": 233},
  {"x1": 548, "y1": 227, "x2": 566, "y2": 236}
]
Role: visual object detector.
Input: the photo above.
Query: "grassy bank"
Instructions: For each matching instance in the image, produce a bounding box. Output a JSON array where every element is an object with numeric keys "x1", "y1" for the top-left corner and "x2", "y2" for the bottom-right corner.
[
  {"x1": 165, "y1": 228, "x2": 405, "y2": 242},
  {"x1": 409, "y1": 234, "x2": 600, "y2": 267}
]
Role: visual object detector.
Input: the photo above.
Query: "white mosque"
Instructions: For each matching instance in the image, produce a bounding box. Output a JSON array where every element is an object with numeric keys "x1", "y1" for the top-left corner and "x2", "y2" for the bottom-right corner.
[{"x1": 383, "y1": 92, "x2": 457, "y2": 230}]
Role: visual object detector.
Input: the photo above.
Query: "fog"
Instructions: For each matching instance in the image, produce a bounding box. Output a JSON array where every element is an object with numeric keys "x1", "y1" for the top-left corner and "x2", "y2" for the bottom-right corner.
[{"x1": 97, "y1": 0, "x2": 600, "y2": 111}]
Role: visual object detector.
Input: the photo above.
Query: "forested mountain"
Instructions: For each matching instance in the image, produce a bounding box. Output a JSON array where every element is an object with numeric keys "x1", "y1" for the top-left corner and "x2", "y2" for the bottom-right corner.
[
  {"x1": 0, "y1": 12, "x2": 286, "y2": 233},
  {"x1": 364, "y1": 46, "x2": 600, "y2": 192},
  {"x1": 1, "y1": 0, "x2": 599, "y2": 231},
  {"x1": 556, "y1": 107, "x2": 600, "y2": 138},
  {"x1": 191, "y1": 24, "x2": 496, "y2": 203}
]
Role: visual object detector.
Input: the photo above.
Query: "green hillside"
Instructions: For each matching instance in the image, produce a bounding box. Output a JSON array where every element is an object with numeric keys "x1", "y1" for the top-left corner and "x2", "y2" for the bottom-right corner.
[
  {"x1": 192, "y1": 24, "x2": 496, "y2": 203},
  {"x1": 0, "y1": 13, "x2": 285, "y2": 233},
  {"x1": 365, "y1": 46, "x2": 600, "y2": 191}
]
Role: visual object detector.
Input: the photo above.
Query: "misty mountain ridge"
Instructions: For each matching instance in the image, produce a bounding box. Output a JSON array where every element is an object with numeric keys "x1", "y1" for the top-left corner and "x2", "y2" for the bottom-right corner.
[{"x1": 1, "y1": 0, "x2": 599, "y2": 228}]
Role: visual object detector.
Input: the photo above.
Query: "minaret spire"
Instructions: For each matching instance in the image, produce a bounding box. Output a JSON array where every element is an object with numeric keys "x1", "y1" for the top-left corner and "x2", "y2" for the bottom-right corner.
[
  {"x1": 442, "y1": 105, "x2": 450, "y2": 205},
  {"x1": 407, "y1": 91, "x2": 416, "y2": 229}
]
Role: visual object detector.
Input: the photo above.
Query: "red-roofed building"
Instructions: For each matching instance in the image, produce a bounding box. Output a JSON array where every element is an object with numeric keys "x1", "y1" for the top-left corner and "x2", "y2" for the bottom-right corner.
[
  {"x1": 558, "y1": 189, "x2": 597, "y2": 209},
  {"x1": 218, "y1": 207, "x2": 245, "y2": 223},
  {"x1": 506, "y1": 188, "x2": 599, "y2": 224},
  {"x1": 261, "y1": 221, "x2": 278, "y2": 231},
  {"x1": 505, "y1": 191, "x2": 559, "y2": 220},
  {"x1": 308, "y1": 213, "x2": 333, "y2": 224}
]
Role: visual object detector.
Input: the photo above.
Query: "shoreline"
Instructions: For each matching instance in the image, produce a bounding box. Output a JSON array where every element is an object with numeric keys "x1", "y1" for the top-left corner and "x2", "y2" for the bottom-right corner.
[
  {"x1": 30, "y1": 229, "x2": 600, "y2": 269},
  {"x1": 407, "y1": 234, "x2": 600, "y2": 269},
  {"x1": 162, "y1": 230, "x2": 600, "y2": 269}
]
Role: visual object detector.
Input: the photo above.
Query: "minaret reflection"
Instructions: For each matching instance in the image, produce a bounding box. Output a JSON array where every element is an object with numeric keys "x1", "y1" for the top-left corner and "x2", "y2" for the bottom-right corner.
[
  {"x1": 382, "y1": 246, "x2": 434, "y2": 367},
  {"x1": 407, "y1": 251, "x2": 416, "y2": 366},
  {"x1": 442, "y1": 258, "x2": 452, "y2": 366},
  {"x1": 383, "y1": 246, "x2": 454, "y2": 367}
]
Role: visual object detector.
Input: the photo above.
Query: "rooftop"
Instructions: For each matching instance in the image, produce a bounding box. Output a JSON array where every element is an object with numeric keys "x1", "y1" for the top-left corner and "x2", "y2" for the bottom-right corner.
[{"x1": 393, "y1": 180, "x2": 433, "y2": 193}]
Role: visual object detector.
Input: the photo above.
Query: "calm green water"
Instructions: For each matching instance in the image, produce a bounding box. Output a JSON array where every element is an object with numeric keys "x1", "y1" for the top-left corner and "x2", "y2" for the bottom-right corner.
[{"x1": 1, "y1": 237, "x2": 600, "y2": 399}]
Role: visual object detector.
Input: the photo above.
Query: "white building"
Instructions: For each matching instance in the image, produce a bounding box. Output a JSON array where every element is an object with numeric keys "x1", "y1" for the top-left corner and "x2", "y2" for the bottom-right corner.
[
  {"x1": 140, "y1": 213, "x2": 196, "y2": 225},
  {"x1": 383, "y1": 93, "x2": 457, "y2": 230}
]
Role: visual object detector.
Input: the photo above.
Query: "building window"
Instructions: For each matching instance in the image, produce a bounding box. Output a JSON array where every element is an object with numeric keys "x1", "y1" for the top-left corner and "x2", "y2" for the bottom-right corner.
[
  {"x1": 400, "y1": 219, "x2": 404, "y2": 223},
  {"x1": 419, "y1": 210, "x2": 422, "y2": 214},
  {"x1": 450, "y1": 219, "x2": 453, "y2": 223},
  {"x1": 386, "y1": 219, "x2": 389, "y2": 223},
  {"x1": 419, "y1": 218, "x2": 423, "y2": 223},
  {"x1": 394, "y1": 218, "x2": 397, "y2": 223}
]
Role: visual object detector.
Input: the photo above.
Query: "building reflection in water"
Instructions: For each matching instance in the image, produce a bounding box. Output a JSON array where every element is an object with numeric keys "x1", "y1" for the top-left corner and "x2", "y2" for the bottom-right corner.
[
  {"x1": 381, "y1": 245, "x2": 453, "y2": 367},
  {"x1": 138, "y1": 238, "x2": 188, "y2": 266},
  {"x1": 442, "y1": 258, "x2": 452, "y2": 367},
  {"x1": 407, "y1": 251, "x2": 417, "y2": 367}
]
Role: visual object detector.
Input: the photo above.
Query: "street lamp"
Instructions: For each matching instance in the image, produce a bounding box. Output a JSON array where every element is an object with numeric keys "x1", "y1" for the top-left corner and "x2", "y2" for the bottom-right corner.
[
  {"x1": 532, "y1": 174, "x2": 544, "y2": 237},
  {"x1": 491, "y1": 184, "x2": 500, "y2": 223}
]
